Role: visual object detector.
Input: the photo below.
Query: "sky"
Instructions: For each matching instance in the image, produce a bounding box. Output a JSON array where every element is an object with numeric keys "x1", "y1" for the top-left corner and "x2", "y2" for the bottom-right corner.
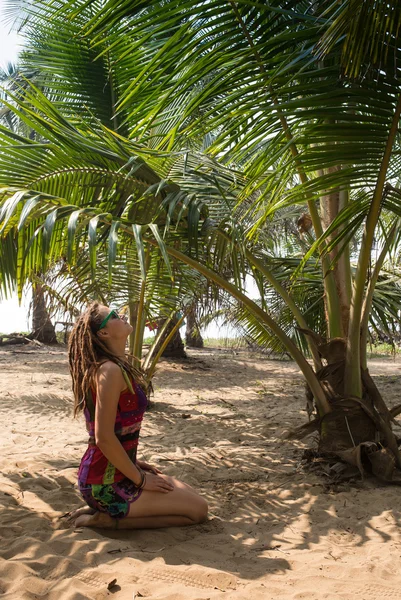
[
  {"x1": 0, "y1": 1, "x2": 24, "y2": 69},
  {"x1": 0, "y1": 1, "x2": 29, "y2": 333},
  {"x1": 0, "y1": 291, "x2": 238, "y2": 338}
]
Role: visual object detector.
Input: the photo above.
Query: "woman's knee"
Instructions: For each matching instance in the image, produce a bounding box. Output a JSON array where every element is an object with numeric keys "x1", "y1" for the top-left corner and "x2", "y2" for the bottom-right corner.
[{"x1": 190, "y1": 496, "x2": 208, "y2": 524}]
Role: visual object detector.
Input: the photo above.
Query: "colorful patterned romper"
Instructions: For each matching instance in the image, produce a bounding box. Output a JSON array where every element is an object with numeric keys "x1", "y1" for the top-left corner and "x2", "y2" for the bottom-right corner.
[{"x1": 78, "y1": 374, "x2": 148, "y2": 519}]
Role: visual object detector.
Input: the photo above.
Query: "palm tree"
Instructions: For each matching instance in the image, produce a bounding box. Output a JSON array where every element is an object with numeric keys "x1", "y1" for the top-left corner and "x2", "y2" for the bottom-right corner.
[
  {"x1": 0, "y1": 11, "x2": 206, "y2": 361},
  {"x1": 185, "y1": 302, "x2": 204, "y2": 348},
  {"x1": 0, "y1": 63, "x2": 58, "y2": 343},
  {"x1": 1, "y1": 0, "x2": 401, "y2": 479}
]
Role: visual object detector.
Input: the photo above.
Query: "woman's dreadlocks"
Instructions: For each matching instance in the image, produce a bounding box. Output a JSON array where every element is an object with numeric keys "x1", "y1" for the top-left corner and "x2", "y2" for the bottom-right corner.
[{"x1": 68, "y1": 302, "x2": 147, "y2": 416}]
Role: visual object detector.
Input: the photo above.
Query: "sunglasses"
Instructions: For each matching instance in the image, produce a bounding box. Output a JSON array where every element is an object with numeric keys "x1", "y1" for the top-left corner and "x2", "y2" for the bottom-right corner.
[{"x1": 98, "y1": 310, "x2": 121, "y2": 331}]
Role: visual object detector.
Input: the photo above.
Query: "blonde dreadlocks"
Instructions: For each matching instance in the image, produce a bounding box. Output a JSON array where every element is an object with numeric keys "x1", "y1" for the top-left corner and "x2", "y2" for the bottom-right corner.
[{"x1": 68, "y1": 302, "x2": 147, "y2": 417}]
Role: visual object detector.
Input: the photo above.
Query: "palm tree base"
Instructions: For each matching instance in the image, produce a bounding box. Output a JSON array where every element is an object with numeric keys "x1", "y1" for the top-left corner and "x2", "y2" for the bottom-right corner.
[{"x1": 307, "y1": 364, "x2": 401, "y2": 484}]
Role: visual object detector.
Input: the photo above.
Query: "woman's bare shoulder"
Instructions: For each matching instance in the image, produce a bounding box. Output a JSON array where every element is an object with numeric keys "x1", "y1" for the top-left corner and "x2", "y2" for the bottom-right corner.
[
  {"x1": 96, "y1": 361, "x2": 125, "y2": 385},
  {"x1": 97, "y1": 360, "x2": 121, "y2": 373}
]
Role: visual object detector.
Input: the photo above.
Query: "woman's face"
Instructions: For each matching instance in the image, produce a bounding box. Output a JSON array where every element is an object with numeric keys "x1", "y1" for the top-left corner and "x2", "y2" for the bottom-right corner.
[{"x1": 96, "y1": 305, "x2": 133, "y2": 342}]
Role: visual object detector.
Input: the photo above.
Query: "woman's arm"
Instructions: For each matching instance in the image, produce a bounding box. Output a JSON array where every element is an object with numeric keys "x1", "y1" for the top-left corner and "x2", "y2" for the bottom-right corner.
[{"x1": 94, "y1": 362, "x2": 172, "y2": 493}]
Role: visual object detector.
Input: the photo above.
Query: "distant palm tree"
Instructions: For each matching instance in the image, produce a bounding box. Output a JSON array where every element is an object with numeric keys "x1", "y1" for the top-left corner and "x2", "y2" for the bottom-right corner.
[
  {"x1": 185, "y1": 302, "x2": 204, "y2": 349},
  {"x1": 0, "y1": 63, "x2": 58, "y2": 343}
]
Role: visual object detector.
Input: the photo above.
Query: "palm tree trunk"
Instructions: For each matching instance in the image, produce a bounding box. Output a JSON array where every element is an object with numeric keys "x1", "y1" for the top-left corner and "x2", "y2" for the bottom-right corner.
[
  {"x1": 159, "y1": 317, "x2": 187, "y2": 358},
  {"x1": 185, "y1": 304, "x2": 203, "y2": 348},
  {"x1": 31, "y1": 283, "x2": 57, "y2": 343},
  {"x1": 320, "y1": 170, "x2": 352, "y2": 337},
  {"x1": 128, "y1": 300, "x2": 138, "y2": 358}
]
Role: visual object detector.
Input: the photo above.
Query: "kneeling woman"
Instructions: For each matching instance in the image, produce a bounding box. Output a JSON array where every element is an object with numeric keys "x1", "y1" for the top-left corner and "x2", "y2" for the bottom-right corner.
[{"x1": 68, "y1": 302, "x2": 208, "y2": 529}]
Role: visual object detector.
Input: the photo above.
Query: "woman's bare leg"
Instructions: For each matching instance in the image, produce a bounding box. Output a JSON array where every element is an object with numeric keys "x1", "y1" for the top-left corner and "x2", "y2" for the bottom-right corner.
[
  {"x1": 165, "y1": 475, "x2": 199, "y2": 495},
  {"x1": 75, "y1": 512, "x2": 200, "y2": 529},
  {"x1": 75, "y1": 475, "x2": 208, "y2": 529}
]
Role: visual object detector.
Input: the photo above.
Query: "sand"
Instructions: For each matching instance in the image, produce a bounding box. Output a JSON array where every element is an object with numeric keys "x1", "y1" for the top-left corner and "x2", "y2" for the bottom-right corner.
[{"x1": 1, "y1": 345, "x2": 401, "y2": 600}]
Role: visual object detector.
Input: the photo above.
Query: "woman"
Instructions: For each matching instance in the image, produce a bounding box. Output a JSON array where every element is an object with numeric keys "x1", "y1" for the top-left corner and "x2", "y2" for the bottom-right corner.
[{"x1": 68, "y1": 302, "x2": 208, "y2": 529}]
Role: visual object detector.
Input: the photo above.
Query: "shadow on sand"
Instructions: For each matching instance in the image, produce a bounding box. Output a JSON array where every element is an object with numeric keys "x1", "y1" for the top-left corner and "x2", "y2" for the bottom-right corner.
[{"x1": 1, "y1": 347, "x2": 401, "y2": 595}]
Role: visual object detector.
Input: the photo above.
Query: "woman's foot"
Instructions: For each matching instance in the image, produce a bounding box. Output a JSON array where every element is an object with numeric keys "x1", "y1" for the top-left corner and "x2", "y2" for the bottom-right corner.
[
  {"x1": 65, "y1": 506, "x2": 96, "y2": 523},
  {"x1": 75, "y1": 510, "x2": 116, "y2": 529},
  {"x1": 54, "y1": 506, "x2": 97, "y2": 529}
]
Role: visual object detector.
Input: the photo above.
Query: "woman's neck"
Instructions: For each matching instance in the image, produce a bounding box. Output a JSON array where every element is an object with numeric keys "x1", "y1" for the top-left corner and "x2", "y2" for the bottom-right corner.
[{"x1": 104, "y1": 339, "x2": 127, "y2": 361}]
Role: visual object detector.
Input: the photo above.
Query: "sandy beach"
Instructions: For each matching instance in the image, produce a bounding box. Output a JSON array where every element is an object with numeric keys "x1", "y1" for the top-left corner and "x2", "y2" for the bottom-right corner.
[{"x1": 1, "y1": 345, "x2": 401, "y2": 599}]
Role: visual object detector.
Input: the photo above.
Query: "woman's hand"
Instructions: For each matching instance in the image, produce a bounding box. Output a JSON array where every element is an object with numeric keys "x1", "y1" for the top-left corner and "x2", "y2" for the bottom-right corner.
[
  {"x1": 142, "y1": 473, "x2": 174, "y2": 493},
  {"x1": 137, "y1": 459, "x2": 162, "y2": 475}
]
